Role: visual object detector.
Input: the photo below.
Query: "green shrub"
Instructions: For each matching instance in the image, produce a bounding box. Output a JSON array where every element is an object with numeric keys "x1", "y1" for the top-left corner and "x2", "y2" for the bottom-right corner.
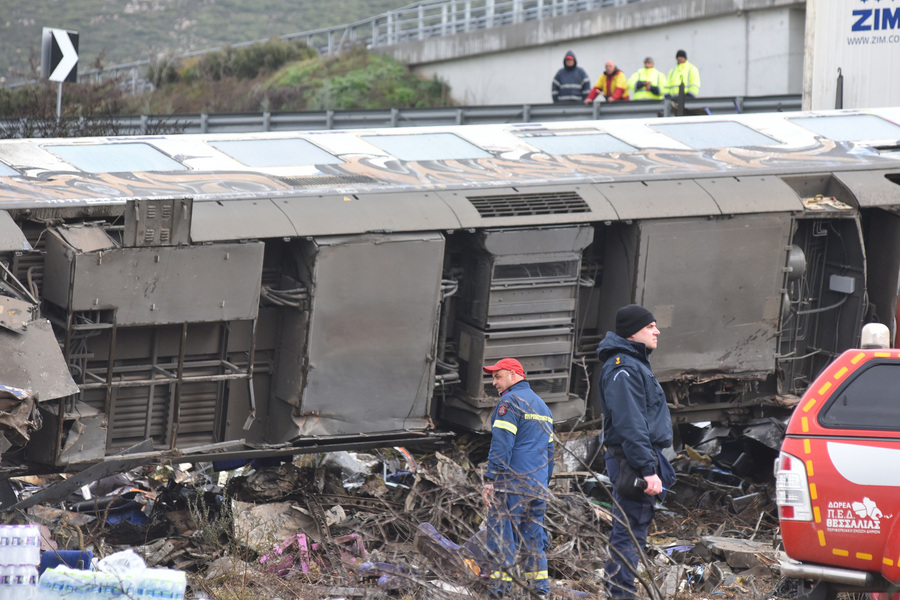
[{"x1": 191, "y1": 38, "x2": 315, "y2": 82}]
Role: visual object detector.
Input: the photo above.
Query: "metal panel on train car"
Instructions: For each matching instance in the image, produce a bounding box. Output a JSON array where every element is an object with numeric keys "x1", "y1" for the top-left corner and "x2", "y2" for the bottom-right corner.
[
  {"x1": 631, "y1": 214, "x2": 791, "y2": 381},
  {"x1": 864, "y1": 210, "x2": 900, "y2": 339},
  {"x1": 0, "y1": 319, "x2": 79, "y2": 401},
  {"x1": 274, "y1": 232, "x2": 444, "y2": 436},
  {"x1": 0, "y1": 211, "x2": 30, "y2": 252},
  {"x1": 461, "y1": 226, "x2": 593, "y2": 330},
  {"x1": 833, "y1": 170, "x2": 900, "y2": 208},
  {"x1": 43, "y1": 235, "x2": 264, "y2": 325},
  {"x1": 435, "y1": 185, "x2": 616, "y2": 228},
  {"x1": 190, "y1": 198, "x2": 298, "y2": 242},
  {"x1": 696, "y1": 176, "x2": 805, "y2": 214},
  {"x1": 123, "y1": 198, "x2": 192, "y2": 247},
  {"x1": 275, "y1": 191, "x2": 461, "y2": 237},
  {"x1": 596, "y1": 180, "x2": 720, "y2": 220}
]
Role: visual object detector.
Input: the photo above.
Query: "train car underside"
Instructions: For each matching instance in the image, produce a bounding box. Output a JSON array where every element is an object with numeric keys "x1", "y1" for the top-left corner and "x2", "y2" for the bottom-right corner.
[
  {"x1": 0, "y1": 175, "x2": 884, "y2": 477},
  {"x1": 1, "y1": 113, "x2": 900, "y2": 477}
]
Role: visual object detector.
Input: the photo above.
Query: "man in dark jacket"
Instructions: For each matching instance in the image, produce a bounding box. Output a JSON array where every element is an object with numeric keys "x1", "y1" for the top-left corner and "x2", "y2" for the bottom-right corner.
[
  {"x1": 552, "y1": 51, "x2": 591, "y2": 103},
  {"x1": 597, "y1": 305, "x2": 676, "y2": 599},
  {"x1": 482, "y1": 358, "x2": 555, "y2": 596}
]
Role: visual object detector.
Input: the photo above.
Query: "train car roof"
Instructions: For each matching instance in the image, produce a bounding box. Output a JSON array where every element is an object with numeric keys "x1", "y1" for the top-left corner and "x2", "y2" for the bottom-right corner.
[{"x1": 2, "y1": 108, "x2": 900, "y2": 240}]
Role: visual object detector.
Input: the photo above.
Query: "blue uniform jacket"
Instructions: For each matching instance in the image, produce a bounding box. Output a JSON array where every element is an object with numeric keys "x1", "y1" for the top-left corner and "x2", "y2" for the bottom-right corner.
[
  {"x1": 485, "y1": 381, "x2": 555, "y2": 488},
  {"x1": 597, "y1": 332, "x2": 673, "y2": 477}
]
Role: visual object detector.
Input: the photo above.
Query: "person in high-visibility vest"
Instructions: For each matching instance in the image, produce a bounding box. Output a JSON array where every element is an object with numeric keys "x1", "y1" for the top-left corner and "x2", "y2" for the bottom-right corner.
[
  {"x1": 585, "y1": 61, "x2": 630, "y2": 104},
  {"x1": 665, "y1": 49, "x2": 701, "y2": 97},
  {"x1": 628, "y1": 57, "x2": 666, "y2": 101}
]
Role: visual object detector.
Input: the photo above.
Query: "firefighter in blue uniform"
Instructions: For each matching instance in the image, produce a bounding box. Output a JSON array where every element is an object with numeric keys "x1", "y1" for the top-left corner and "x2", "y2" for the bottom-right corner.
[{"x1": 481, "y1": 358, "x2": 555, "y2": 597}]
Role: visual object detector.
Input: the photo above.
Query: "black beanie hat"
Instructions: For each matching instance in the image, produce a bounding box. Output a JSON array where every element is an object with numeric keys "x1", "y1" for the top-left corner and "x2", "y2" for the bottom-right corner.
[
  {"x1": 676, "y1": 49, "x2": 687, "y2": 60},
  {"x1": 616, "y1": 304, "x2": 655, "y2": 338}
]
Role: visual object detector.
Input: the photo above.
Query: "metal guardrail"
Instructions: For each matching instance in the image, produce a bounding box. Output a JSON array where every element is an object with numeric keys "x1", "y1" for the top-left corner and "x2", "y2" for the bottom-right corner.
[
  {"x1": 6, "y1": 0, "x2": 649, "y2": 91},
  {"x1": 283, "y1": 0, "x2": 641, "y2": 54},
  {"x1": 0, "y1": 95, "x2": 801, "y2": 137}
]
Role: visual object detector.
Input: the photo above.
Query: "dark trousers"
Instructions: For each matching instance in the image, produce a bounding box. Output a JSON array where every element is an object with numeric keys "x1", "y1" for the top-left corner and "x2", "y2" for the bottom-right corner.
[
  {"x1": 604, "y1": 451, "x2": 657, "y2": 599},
  {"x1": 485, "y1": 487, "x2": 550, "y2": 596}
]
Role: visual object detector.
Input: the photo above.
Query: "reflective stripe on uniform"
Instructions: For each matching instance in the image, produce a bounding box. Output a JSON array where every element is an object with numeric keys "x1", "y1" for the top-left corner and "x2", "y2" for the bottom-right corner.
[
  {"x1": 525, "y1": 570, "x2": 549, "y2": 580},
  {"x1": 491, "y1": 571, "x2": 513, "y2": 581},
  {"x1": 493, "y1": 420, "x2": 517, "y2": 435},
  {"x1": 524, "y1": 413, "x2": 553, "y2": 422}
]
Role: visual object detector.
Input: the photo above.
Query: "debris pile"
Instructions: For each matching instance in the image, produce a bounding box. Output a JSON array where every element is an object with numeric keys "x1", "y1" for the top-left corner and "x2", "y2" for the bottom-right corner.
[{"x1": 5, "y1": 423, "x2": 792, "y2": 599}]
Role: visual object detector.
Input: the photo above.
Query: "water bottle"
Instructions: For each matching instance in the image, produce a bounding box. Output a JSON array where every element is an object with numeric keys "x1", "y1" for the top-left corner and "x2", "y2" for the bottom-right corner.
[
  {"x1": 21, "y1": 564, "x2": 38, "y2": 599},
  {"x1": 22, "y1": 525, "x2": 41, "y2": 566},
  {"x1": 86, "y1": 570, "x2": 104, "y2": 600},
  {"x1": 171, "y1": 570, "x2": 186, "y2": 600},
  {"x1": 0, "y1": 528, "x2": 11, "y2": 566},
  {"x1": 37, "y1": 566, "x2": 57, "y2": 600},
  {"x1": 8, "y1": 526, "x2": 23, "y2": 563},
  {"x1": 134, "y1": 571, "x2": 155, "y2": 600},
  {"x1": 57, "y1": 566, "x2": 82, "y2": 598},
  {"x1": 108, "y1": 572, "x2": 127, "y2": 600},
  {"x1": 14, "y1": 564, "x2": 38, "y2": 600},
  {"x1": 148, "y1": 569, "x2": 175, "y2": 599},
  {"x1": 60, "y1": 569, "x2": 85, "y2": 599},
  {"x1": 120, "y1": 573, "x2": 138, "y2": 600},
  {"x1": 168, "y1": 569, "x2": 187, "y2": 600},
  {"x1": 0, "y1": 565, "x2": 12, "y2": 600}
]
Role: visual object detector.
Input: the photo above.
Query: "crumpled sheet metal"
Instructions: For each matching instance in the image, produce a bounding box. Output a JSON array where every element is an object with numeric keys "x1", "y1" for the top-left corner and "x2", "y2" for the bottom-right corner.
[{"x1": 0, "y1": 383, "x2": 41, "y2": 445}]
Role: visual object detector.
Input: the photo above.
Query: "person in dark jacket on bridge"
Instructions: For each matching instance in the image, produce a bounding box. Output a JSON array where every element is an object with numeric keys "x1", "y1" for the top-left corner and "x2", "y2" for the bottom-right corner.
[
  {"x1": 482, "y1": 358, "x2": 554, "y2": 597},
  {"x1": 597, "y1": 305, "x2": 676, "y2": 600},
  {"x1": 551, "y1": 50, "x2": 591, "y2": 103}
]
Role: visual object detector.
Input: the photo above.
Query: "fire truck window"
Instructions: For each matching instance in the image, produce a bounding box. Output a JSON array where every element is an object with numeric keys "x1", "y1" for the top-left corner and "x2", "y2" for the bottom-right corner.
[{"x1": 819, "y1": 363, "x2": 900, "y2": 430}]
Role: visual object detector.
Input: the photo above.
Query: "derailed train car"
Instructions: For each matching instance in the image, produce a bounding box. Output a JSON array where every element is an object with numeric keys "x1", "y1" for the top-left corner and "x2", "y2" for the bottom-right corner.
[{"x1": 1, "y1": 108, "x2": 900, "y2": 476}]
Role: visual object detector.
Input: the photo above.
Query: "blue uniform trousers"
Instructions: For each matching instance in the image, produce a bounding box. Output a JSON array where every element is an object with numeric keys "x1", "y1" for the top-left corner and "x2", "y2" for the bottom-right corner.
[{"x1": 485, "y1": 488, "x2": 550, "y2": 596}]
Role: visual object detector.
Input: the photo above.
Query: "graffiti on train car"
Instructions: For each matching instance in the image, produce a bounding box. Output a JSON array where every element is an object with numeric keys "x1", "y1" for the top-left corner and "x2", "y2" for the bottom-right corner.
[
  {"x1": 0, "y1": 137, "x2": 891, "y2": 205},
  {"x1": 0, "y1": 171, "x2": 293, "y2": 203}
]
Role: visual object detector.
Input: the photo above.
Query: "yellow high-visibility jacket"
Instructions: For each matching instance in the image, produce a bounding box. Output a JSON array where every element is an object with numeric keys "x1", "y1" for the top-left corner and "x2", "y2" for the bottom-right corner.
[
  {"x1": 628, "y1": 67, "x2": 666, "y2": 100},
  {"x1": 666, "y1": 61, "x2": 701, "y2": 97}
]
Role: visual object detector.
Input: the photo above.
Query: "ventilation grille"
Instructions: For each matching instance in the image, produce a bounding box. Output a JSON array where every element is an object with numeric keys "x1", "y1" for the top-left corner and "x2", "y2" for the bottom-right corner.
[
  {"x1": 467, "y1": 191, "x2": 590, "y2": 217},
  {"x1": 278, "y1": 174, "x2": 379, "y2": 187}
]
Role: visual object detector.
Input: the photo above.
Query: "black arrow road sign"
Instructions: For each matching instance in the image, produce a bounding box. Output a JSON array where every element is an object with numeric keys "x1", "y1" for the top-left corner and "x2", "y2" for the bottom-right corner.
[{"x1": 41, "y1": 28, "x2": 79, "y2": 83}]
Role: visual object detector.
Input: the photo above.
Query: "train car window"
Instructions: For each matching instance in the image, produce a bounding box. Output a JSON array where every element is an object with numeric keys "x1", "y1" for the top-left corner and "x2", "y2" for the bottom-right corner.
[
  {"x1": 0, "y1": 161, "x2": 18, "y2": 176},
  {"x1": 521, "y1": 133, "x2": 635, "y2": 155},
  {"x1": 652, "y1": 122, "x2": 779, "y2": 148},
  {"x1": 790, "y1": 114, "x2": 900, "y2": 142},
  {"x1": 45, "y1": 143, "x2": 186, "y2": 173},
  {"x1": 361, "y1": 133, "x2": 492, "y2": 161},
  {"x1": 819, "y1": 361, "x2": 900, "y2": 431},
  {"x1": 209, "y1": 138, "x2": 343, "y2": 167}
]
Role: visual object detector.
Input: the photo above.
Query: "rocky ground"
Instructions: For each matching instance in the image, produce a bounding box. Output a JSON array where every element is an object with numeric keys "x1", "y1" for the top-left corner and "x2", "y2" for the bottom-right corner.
[{"x1": 11, "y1": 426, "x2": 795, "y2": 599}]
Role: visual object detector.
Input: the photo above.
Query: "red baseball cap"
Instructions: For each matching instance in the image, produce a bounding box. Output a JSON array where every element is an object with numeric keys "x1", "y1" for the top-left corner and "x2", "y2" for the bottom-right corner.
[{"x1": 483, "y1": 358, "x2": 525, "y2": 377}]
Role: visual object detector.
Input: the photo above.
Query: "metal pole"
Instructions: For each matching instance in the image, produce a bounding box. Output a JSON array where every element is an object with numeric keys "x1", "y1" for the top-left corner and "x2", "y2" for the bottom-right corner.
[
  {"x1": 56, "y1": 82, "x2": 62, "y2": 121},
  {"x1": 419, "y1": 5, "x2": 425, "y2": 40},
  {"x1": 834, "y1": 68, "x2": 843, "y2": 109}
]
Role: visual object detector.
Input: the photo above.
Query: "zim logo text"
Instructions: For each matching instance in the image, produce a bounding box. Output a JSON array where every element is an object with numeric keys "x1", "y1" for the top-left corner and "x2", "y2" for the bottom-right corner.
[{"x1": 853, "y1": 8, "x2": 900, "y2": 31}]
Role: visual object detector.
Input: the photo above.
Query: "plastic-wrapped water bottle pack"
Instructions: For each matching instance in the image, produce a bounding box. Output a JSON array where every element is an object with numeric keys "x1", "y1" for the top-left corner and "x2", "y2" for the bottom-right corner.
[
  {"x1": 0, "y1": 524, "x2": 41, "y2": 599},
  {"x1": 36, "y1": 548, "x2": 187, "y2": 600},
  {"x1": 37, "y1": 566, "x2": 186, "y2": 599}
]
